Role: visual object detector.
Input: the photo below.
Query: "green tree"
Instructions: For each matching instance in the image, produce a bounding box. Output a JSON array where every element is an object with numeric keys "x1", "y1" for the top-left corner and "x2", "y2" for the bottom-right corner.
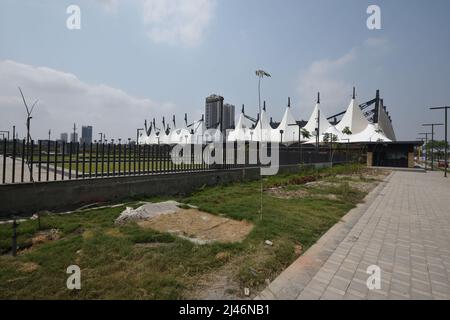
[
  {"x1": 342, "y1": 126, "x2": 352, "y2": 135},
  {"x1": 300, "y1": 128, "x2": 311, "y2": 140}
]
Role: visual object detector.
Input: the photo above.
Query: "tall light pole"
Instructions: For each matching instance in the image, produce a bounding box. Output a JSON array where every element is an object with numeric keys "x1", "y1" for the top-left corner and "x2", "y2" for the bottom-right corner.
[
  {"x1": 430, "y1": 106, "x2": 449, "y2": 177},
  {"x1": 255, "y1": 69, "x2": 271, "y2": 221},
  {"x1": 419, "y1": 132, "x2": 431, "y2": 170},
  {"x1": 422, "y1": 123, "x2": 444, "y2": 171}
]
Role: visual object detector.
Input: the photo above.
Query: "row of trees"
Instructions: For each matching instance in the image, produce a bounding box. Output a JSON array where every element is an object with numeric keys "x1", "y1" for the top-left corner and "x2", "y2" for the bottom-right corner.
[{"x1": 423, "y1": 140, "x2": 450, "y2": 161}]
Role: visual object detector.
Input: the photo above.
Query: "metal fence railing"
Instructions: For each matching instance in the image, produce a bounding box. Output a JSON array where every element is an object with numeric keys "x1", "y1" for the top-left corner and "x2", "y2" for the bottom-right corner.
[{"x1": 0, "y1": 139, "x2": 365, "y2": 185}]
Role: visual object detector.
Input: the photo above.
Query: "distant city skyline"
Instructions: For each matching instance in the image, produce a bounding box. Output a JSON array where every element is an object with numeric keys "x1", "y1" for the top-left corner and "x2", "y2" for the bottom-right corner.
[{"x1": 1, "y1": 0, "x2": 449, "y2": 141}]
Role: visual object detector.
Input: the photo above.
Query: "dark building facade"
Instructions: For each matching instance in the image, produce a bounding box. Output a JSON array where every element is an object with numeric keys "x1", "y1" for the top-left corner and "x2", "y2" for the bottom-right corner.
[
  {"x1": 80, "y1": 126, "x2": 93, "y2": 144},
  {"x1": 205, "y1": 95, "x2": 235, "y2": 130}
]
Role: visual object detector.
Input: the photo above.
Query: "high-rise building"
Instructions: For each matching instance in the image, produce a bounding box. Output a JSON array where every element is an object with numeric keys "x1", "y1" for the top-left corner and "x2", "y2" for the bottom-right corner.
[
  {"x1": 80, "y1": 126, "x2": 93, "y2": 144},
  {"x1": 70, "y1": 133, "x2": 78, "y2": 143},
  {"x1": 205, "y1": 95, "x2": 235, "y2": 130},
  {"x1": 223, "y1": 103, "x2": 235, "y2": 129},
  {"x1": 60, "y1": 133, "x2": 68, "y2": 143},
  {"x1": 205, "y1": 94, "x2": 224, "y2": 129}
]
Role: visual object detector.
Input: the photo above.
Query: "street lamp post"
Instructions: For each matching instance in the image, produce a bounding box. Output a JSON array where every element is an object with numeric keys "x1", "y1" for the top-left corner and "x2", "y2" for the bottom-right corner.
[
  {"x1": 430, "y1": 106, "x2": 450, "y2": 177},
  {"x1": 255, "y1": 69, "x2": 271, "y2": 221},
  {"x1": 422, "y1": 123, "x2": 444, "y2": 171},
  {"x1": 419, "y1": 132, "x2": 431, "y2": 170}
]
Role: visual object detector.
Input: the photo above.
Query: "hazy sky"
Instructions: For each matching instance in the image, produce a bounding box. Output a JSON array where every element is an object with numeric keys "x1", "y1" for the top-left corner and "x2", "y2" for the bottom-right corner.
[{"x1": 1, "y1": 0, "x2": 449, "y2": 141}]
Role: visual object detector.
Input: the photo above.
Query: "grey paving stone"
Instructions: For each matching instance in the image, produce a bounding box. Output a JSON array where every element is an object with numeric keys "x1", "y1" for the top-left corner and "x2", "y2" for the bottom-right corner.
[{"x1": 257, "y1": 171, "x2": 450, "y2": 301}]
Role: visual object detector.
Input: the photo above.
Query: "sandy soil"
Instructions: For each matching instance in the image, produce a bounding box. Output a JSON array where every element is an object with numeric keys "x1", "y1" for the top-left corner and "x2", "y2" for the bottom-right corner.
[{"x1": 138, "y1": 209, "x2": 253, "y2": 244}]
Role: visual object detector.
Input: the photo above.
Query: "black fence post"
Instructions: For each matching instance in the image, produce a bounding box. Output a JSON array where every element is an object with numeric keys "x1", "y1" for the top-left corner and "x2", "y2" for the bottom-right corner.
[
  {"x1": 82, "y1": 143, "x2": 86, "y2": 179},
  {"x1": 107, "y1": 143, "x2": 111, "y2": 177},
  {"x1": 46, "y1": 140, "x2": 50, "y2": 181},
  {"x1": 61, "y1": 141, "x2": 65, "y2": 180},
  {"x1": 68, "y1": 142, "x2": 73, "y2": 180},
  {"x1": 151, "y1": 145, "x2": 155, "y2": 174},
  {"x1": 128, "y1": 143, "x2": 132, "y2": 175},
  {"x1": 113, "y1": 143, "x2": 116, "y2": 176},
  {"x1": 2, "y1": 139, "x2": 6, "y2": 184},
  {"x1": 146, "y1": 145, "x2": 150, "y2": 174},
  {"x1": 21, "y1": 139, "x2": 25, "y2": 183},
  {"x1": 12, "y1": 139, "x2": 16, "y2": 183},
  {"x1": 95, "y1": 142, "x2": 99, "y2": 177},
  {"x1": 101, "y1": 143, "x2": 105, "y2": 177},
  {"x1": 38, "y1": 140, "x2": 42, "y2": 182},
  {"x1": 75, "y1": 142, "x2": 80, "y2": 179},
  {"x1": 29, "y1": 140, "x2": 34, "y2": 182},
  {"x1": 89, "y1": 143, "x2": 93, "y2": 178},
  {"x1": 54, "y1": 141, "x2": 58, "y2": 181},
  {"x1": 133, "y1": 144, "x2": 137, "y2": 175},
  {"x1": 118, "y1": 143, "x2": 122, "y2": 176}
]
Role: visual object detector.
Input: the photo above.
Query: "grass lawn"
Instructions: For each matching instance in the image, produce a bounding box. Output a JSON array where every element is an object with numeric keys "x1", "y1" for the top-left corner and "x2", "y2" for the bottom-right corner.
[{"x1": 0, "y1": 164, "x2": 383, "y2": 299}]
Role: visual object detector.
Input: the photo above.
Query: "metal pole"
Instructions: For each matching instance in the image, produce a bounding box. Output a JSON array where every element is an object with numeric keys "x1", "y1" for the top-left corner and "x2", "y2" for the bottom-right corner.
[
  {"x1": 431, "y1": 125, "x2": 434, "y2": 171},
  {"x1": 446, "y1": 108, "x2": 448, "y2": 177}
]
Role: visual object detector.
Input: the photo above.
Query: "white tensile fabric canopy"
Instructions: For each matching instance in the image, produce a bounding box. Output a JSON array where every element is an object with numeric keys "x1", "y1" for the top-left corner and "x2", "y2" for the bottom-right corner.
[
  {"x1": 138, "y1": 92, "x2": 395, "y2": 145},
  {"x1": 227, "y1": 110, "x2": 253, "y2": 142},
  {"x1": 335, "y1": 98, "x2": 370, "y2": 135},
  {"x1": 347, "y1": 123, "x2": 391, "y2": 143},
  {"x1": 252, "y1": 108, "x2": 272, "y2": 142},
  {"x1": 271, "y1": 106, "x2": 299, "y2": 144},
  {"x1": 303, "y1": 102, "x2": 332, "y2": 139}
]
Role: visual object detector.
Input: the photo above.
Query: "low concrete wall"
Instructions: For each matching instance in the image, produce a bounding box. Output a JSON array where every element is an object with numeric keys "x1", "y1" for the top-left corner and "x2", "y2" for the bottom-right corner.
[{"x1": 0, "y1": 163, "x2": 332, "y2": 218}]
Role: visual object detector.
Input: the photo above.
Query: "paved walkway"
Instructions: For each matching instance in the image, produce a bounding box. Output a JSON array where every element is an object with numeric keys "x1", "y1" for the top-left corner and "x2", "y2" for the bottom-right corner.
[
  {"x1": 257, "y1": 170, "x2": 450, "y2": 300},
  {"x1": 0, "y1": 157, "x2": 64, "y2": 183}
]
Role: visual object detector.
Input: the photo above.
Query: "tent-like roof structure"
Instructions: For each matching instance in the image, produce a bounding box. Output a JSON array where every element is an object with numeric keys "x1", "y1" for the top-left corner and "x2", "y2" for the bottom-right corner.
[
  {"x1": 303, "y1": 94, "x2": 332, "y2": 139},
  {"x1": 269, "y1": 98, "x2": 299, "y2": 144},
  {"x1": 137, "y1": 89, "x2": 397, "y2": 146},
  {"x1": 348, "y1": 123, "x2": 391, "y2": 143},
  {"x1": 228, "y1": 105, "x2": 253, "y2": 142},
  {"x1": 335, "y1": 92, "x2": 370, "y2": 135},
  {"x1": 252, "y1": 107, "x2": 272, "y2": 142}
]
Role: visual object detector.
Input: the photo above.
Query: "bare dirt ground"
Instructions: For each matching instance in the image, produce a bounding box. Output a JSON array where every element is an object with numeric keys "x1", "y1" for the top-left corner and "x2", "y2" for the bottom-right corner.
[
  {"x1": 138, "y1": 209, "x2": 253, "y2": 244},
  {"x1": 267, "y1": 169, "x2": 390, "y2": 200}
]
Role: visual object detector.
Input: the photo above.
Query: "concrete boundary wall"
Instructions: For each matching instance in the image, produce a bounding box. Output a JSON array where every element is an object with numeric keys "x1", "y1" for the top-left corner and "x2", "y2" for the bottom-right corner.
[{"x1": 0, "y1": 163, "x2": 332, "y2": 218}]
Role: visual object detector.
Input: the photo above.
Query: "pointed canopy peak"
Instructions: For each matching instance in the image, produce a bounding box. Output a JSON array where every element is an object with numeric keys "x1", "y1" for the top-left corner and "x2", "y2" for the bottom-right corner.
[
  {"x1": 317, "y1": 92, "x2": 320, "y2": 104},
  {"x1": 184, "y1": 113, "x2": 188, "y2": 124},
  {"x1": 263, "y1": 100, "x2": 266, "y2": 111},
  {"x1": 173, "y1": 115, "x2": 176, "y2": 126},
  {"x1": 241, "y1": 104, "x2": 245, "y2": 114},
  {"x1": 288, "y1": 97, "x2": 291, "y2": 108},
  {"x1": 352, "y1": 86, "x2": 356, "y2": 99}
]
